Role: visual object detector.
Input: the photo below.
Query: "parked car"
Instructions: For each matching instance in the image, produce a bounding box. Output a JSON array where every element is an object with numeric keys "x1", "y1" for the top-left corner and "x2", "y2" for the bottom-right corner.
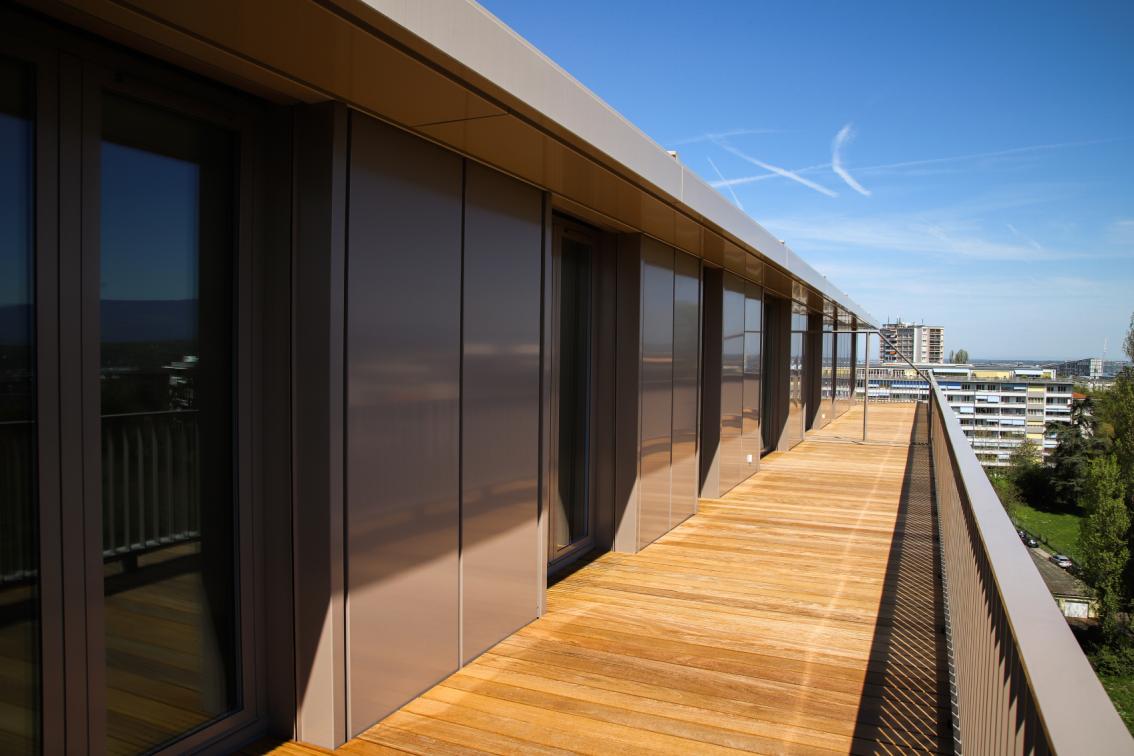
[
  {"x1": 1017, "y1": 530, "x2": 1038, "y2": 548},
  {"x1": 1050, "y1": 554, "x2": 1073, "y2": 569}
]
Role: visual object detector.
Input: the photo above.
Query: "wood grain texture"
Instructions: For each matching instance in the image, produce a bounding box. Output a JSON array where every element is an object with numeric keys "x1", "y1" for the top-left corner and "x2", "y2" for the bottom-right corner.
[{"x1": 293, "y1": 404, "x2": 951, "y2": 754}]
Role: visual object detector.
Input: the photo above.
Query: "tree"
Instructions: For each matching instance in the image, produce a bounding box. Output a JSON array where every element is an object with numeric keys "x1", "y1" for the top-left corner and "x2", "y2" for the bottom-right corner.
[
  {"x1": 990, "y1": 474, "x2": 1023, "y2": 518},
  {"x1": 1097, "y1": 315, "x2": 1134, "y2": 508},
  {"x1": 1079, "y1": 455, "x2": 1130, "y2": 639},
  {"x1": 954, "y1": 348, "x2": 969, "y2": 364},
  {"x1": 1125, "y1": 311, "x2": 1134, "y2": 363},
  {"x1": 1008, "y1": 438, "x2": 1041, "y2": 470},
  {"x1": 1046, "y1": 397, "x2": 1108, "y2": 511},
  {"x1": 1007, "y1": 438, "x2": 1049, "y2": 508},
  {"x1": 1094, "y1": 310, "x2": 1134, "y2": 599}
]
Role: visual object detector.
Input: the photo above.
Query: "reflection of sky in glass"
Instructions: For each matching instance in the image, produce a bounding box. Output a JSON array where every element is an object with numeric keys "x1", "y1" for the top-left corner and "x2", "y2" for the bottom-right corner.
[
  {"x1": 0, "y1": 111, "x2": 31, "y2": 309},
  {"x1": 100, "y1": 142, "x2": 198, "y2": 302}
]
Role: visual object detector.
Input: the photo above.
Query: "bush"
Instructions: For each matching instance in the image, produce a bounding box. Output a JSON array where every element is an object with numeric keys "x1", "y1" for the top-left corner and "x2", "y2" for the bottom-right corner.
[
  {"x1": 990, "y1": 475, "x2": 1023, "y2": 518},
  {"x1": 1092, "y1": 644, "x2": 1134, "y2": 677}
]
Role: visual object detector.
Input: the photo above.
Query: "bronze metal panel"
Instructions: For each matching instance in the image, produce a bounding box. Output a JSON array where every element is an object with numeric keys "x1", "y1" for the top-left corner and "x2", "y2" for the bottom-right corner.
[
  {"x1": 722, "y1": 240, "x2": 746, "y2": 278},
  {"x1": 744, "y1": 253, "x2": 764, "y2": 284},
  {"x1": 345, "y1": 113, "x2": 461, "y2": 735},
  {"x1": 763, "y1": 265, "x2": 793, "y2": 300},
  {"x1": 670, "y1": 251, "x2": 700, "y2": 525},
  {"x1": 718, "y1": 272, "x2": 745, "y2": 492},
  {"x1": 637, "y1": 238, "x2": 673, "y2": 549},
  {"x1": 701, "y1": 230, "x2": 725, "y2": 267},
  {"x1": 461, "y1": 162, "x2": 542, "y2": 664},
  {"x1": 674, "y1": 211, "x2": 702, "y2": 257},
  {"x1": 291, "y1": 102, "x2": 349, "y2": 748},
  {"x1": 612, "y1": 235, "x2": 642, "y2": 554}
]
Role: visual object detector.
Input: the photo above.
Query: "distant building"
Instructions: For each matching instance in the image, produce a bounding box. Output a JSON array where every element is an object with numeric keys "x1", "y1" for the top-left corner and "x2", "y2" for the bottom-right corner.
[
  {"x1": 879, "y1": 321, "x2": 945, "y2": 364},
  {"x1": 1049, "y1": 357, "x2": 1102, "y2": 380},
  {"x1": 1103, "y1": 360, "x2": 1133, "y2": 377},
  {"x1": 857, "y1": 363, "x2": 1073, "y2": 467}
]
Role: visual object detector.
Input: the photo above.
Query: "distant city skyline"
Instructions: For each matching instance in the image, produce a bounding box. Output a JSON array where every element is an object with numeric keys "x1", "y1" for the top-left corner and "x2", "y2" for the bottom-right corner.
[{"x1": 479, "y1": 0, "x2": 1134, "y2": 360}]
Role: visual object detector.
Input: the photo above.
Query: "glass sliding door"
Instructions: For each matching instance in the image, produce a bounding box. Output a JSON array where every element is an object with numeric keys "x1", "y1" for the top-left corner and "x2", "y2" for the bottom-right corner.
[
  {"x1": 742, "y1": 283, "x2": 762, "y2": 459},
  {"x1": 719, "y1": 274, "x2": 744, "y2": 490},
  {"x1": 0, "y1": 56, "x2": 38, "y2": 756},
  {"x1": 98, "y1": 94, "x2": 239, "y2": 754},
  {"x1": 821, "y1": 315, "x2": 835, "y2": 426},
  {"x1": 785, "y1": 304, "x2": 808, "y2": 448},
  {"x1": 550, "y1": 223, "x2": 594, "y2": 563}
]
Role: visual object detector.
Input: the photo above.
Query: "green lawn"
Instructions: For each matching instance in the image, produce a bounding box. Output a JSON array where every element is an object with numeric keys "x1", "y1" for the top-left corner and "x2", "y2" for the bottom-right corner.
[
  {"x1": 1010, "y1": 503, "x2": 1084, "y2": 562},
  {"x1": 1099, "y1": 674, "x2": 1134, "y2": 735}
]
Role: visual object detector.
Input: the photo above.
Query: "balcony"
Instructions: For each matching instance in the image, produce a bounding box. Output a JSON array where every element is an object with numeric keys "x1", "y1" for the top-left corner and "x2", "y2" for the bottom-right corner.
[
  {"x1": 256, "y1": 405, "x2": 952, "y2": 754},
  {"x1": 259, "y1": 391, "x2": 1129, "y2": 755}
]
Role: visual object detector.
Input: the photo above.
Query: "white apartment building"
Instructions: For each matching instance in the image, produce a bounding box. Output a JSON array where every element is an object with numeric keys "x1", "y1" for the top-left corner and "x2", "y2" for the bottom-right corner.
[
  {"x1": 879, "y1": 321, "x2": 945, "y2": 364},
  {"x1": 857, "y1": 364, "x2": 1073, "y2": 467}
]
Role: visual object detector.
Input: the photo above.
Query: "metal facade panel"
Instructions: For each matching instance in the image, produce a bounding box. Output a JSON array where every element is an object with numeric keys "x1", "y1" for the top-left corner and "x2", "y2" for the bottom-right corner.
[
  {"x1": 718, "y1": 272, "x2": 746, "y2": 492},
  {"x1": 670, "y1": 251, "x2": 700, "y2": 525},
  {"x1": 345, "y1": 114, "x2": 461, "y2": 734},
  {"x1": 460, "y1": 162, "x2": 542, "y2": 664},
  {"x1": 638, "y1": 239, "x2": 674, "y2": 549}
]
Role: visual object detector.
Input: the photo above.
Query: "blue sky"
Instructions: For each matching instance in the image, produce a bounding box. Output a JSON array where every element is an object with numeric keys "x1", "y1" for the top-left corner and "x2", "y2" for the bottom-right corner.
[{"x1": 480, "y1": 0, "x2": 1134, "y2": 360}]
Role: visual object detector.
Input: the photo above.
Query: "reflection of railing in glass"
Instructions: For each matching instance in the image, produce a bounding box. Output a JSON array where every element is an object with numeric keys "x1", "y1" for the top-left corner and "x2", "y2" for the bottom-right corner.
[
  {"x1": 101, "y1": 409, "x2": 200, "y2": 562},
  {"x1": 0, "y1": 419, "x2": 35, "y2": 586},
  {"x1": 1, "y1": 411, "x2": 202, "y2": 584}
]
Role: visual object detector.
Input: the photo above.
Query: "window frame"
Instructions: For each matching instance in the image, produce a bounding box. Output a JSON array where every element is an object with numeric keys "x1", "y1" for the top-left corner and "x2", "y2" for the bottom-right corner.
[{"x1": 0, "y1": 7, "x2": 275, "y2": 752}]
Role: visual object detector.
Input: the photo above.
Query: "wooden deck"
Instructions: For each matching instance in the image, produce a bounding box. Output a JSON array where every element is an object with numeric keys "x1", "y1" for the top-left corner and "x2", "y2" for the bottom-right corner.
[{"x1": 269, "y1": 402, "x2": 950, "y2": 755}]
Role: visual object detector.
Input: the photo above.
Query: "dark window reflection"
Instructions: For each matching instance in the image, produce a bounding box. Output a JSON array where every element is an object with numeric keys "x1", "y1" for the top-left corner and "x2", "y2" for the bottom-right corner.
[
  {"x1": 100, "y1": 94, "x2": 237, "y2": 754},
  {"x1": 0, "y1": 57, "x2": 38, "y2": 756},
  {"x1": 553, "y1": 235, "x2": 592, "y2": 553},
  {"x1": 823, "y1": 328, "x2": 835, "y2": 402}
]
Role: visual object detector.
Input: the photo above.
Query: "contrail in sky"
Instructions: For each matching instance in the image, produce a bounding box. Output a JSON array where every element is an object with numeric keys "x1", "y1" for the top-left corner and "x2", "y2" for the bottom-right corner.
[
  {"x1": 706, "y1": 156, "x2": 744, "y2": 211},
  {"x1": 717, "y1": 142, "x2": 838, "y2": 198},
  {"x1": 831, "y1": 123, "x2": 871, "y2": 196}
]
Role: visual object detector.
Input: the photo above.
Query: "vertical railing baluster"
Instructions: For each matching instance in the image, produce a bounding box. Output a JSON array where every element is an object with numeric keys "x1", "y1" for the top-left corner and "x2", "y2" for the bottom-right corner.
[
  {"x1": 106, "y1": 422, "x2": 115, "y2": 555},
  {"x1": 134, "y1": 421, "x2": 144, "y2": 549},
  {"x1": 121, "y1": 423, "x2": 130, "y2": 552},
  {"x1": 149, "y1": 416, "x2": 158, "y2": 545},
  {"x1": 164, "y1": 419, "x2": 173, "y2": 539}
]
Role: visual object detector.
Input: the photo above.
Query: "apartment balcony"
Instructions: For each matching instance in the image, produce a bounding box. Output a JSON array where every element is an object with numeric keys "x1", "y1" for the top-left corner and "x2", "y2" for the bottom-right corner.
[{"x1": 258, "y1": 395, "x2": 1130, "y2": 755}]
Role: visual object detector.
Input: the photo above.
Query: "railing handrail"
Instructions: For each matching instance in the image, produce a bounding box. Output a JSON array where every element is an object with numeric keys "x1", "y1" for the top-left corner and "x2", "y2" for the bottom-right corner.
[
  {"x1": 927, "y1": 374, "x2": 1132, "y2": 752},
  {"x1": 101, "y1": 409, "x2": 199, "y2": 420}
]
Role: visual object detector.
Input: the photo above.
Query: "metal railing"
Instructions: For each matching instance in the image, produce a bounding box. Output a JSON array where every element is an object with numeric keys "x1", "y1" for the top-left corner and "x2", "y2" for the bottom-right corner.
[
  {"x1": 926, "y1": 375, "x2": 1133, "y2": 752},
  {"x1": 861, "y1": 328, "x2": 1131, "y2": 750},
  {"x1": 1, "y1": 410, "x2": 201, "y2": 583}
]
